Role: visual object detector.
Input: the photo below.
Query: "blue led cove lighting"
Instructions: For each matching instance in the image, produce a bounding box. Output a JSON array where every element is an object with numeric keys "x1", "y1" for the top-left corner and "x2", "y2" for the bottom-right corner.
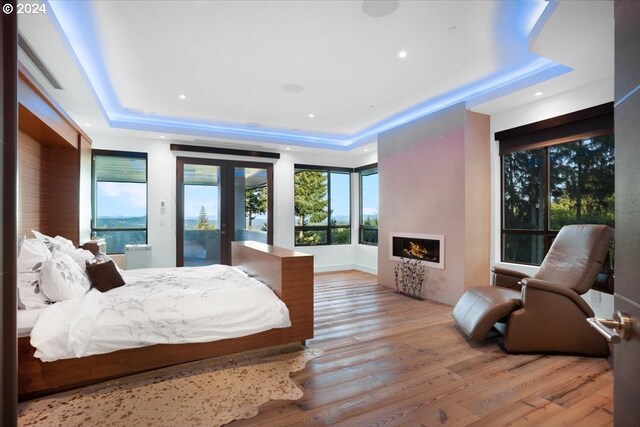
[{"x1": 44, "y1": 0, "x2": 568, "y2": 151}]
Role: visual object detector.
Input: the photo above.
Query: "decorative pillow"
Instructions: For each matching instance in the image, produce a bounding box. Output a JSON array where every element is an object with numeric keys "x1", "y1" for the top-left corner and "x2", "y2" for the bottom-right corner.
[
  {"x1": 95, "y1": 251, "x2": 123, "y2": 273},
  {"x1": 31, "y1": 230, "x2": 75, "y2": 253},
  {"x1": 86, "y1": 259, "x2": 125, "y2": 293},
  {"x1": 40, "y1": 252, "x2": 91, "y2": 302},
  {"x1": 17, "y1": 239, "x2": 53, "y2": 309},
  {"x1": 55, "y1": 246, "x2": 95, "y2": 272}
]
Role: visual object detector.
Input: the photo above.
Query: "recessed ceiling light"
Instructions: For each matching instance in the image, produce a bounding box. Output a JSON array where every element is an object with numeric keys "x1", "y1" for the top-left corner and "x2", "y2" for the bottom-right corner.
[
  {"x1": 160, "y1": 135, "x2": 165, "y2": 139},
  {"x1": 85, "y1": 123, "x2": 91, "y2": 126},
  {"x1": 285, "y1": 147, "x2": 291, "y2": 151},
  {"x1": 398, "y1": 50, "x2": 407, "y2": 59},
  {"x1": 308, "y1": 113, "x2": 315, "y2": 118},
  {"x1": 364, "y1": 148, "x2": 369, "y2": 152},
  {"x1": 534, "y1": 91, "x2": 543, "y2": 97},
  {"x1": 179, "y1": 94, "x2": 187, "y2": 100}
]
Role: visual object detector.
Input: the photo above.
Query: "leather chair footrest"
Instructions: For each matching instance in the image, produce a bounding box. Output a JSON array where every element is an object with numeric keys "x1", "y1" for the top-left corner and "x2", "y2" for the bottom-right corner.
[{"x1": 452, "y1": 287, "x2": 522, "y2": 342}]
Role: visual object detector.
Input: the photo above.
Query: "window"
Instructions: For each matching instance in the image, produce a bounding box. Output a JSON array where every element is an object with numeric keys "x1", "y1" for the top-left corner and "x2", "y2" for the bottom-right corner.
[
  {"x1": 92, "y1": 150, "x2": 148, "y2": 254},
  {"x1": 358, "y1": 164, "x2": 378, "y2": 246},
  {"x1": 498, "y1": 103, "x2": 614, "y2": 265},
  {"x1": 294, "y1": 165, "x2": 351, "y2": 246}
]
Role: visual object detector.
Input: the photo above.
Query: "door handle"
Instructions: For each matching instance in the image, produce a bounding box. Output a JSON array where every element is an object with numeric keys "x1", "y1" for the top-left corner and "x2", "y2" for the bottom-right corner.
[{"x1": 587, "y1": 311, "x2": 632, "y2": 343}]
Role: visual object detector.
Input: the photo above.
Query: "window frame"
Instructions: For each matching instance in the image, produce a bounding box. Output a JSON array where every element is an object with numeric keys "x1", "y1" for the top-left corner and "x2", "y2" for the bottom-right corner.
[
  {"x1": 497, "y1": 103, "x2": 614, "y2": 265},
  {"x1": 91, "y1": 149, "x2": 149, "y2": 254},
  {"x1": 357, "y1": 163, "x2": 378, "y2": 246},
  {"x1": 294, "y1": 164, "x2": 352, "y2": 246}
]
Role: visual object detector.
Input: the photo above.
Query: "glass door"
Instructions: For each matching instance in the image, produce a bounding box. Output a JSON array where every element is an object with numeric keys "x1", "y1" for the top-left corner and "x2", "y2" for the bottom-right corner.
[
  {"x1": 178, "y1": 161, "x2": 222, "y2": 266},
  {"x1": 177, "y1": 158, "x2": 273, "y2": 267},
  {"x1": 233, "y1": 166, "x2": 272, "y2": 245}
]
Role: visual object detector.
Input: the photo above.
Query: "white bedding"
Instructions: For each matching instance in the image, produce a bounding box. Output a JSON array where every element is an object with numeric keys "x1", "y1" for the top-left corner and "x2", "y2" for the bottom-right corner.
[
  {"x1": 17, "y1": 308, "x2": 44, "y2": 338},
  {"x1": 30, "y1": 265, "x2": 291, "y2": 361}
]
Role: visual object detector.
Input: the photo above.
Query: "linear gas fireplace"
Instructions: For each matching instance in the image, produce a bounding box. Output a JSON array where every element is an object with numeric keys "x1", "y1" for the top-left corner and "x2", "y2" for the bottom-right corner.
[{"x1": 389, "y1": 232, "x2": 445, "y2": 269}]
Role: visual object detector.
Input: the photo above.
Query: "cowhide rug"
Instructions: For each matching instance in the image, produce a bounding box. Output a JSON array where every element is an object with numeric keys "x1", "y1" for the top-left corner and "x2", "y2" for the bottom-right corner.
[{"x1": 18, "y1": 345, "x2": 321, "y2": 426}]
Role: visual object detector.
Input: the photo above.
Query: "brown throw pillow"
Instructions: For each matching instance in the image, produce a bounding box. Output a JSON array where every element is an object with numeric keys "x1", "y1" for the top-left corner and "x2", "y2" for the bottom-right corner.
[{"x1": 85, "y1": 260, "x2": 125, "y2": 292}]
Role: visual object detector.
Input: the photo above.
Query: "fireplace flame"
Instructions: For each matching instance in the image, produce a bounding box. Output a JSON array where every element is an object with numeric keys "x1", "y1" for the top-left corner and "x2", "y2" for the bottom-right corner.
[{"x1": 403, "y1": 241, "x2": 428, "y2": 259}]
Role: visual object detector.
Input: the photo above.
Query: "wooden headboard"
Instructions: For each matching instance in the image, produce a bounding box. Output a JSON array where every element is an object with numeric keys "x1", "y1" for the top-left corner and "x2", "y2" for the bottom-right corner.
[{"x1": 17, "y1": 66, "x2": 91, "y2": 246}]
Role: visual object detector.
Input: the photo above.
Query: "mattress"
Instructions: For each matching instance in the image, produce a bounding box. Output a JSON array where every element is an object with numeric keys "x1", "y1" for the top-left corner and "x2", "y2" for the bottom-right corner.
[
  {"x1": 30, "y1": 265, "x2": 291, "y2": 361},
  {"x1": 17, "y1": 309, "x2": 44, "y2": 338}
]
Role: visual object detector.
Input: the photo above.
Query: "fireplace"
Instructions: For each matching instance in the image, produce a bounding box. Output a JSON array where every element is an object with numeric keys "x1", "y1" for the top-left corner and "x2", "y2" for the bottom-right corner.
[{"x1": 389, "y1": 232, "x2": 445, "y2": 269}]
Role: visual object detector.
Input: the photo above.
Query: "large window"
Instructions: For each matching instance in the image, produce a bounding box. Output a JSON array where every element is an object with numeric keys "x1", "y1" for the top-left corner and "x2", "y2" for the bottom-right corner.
[
  {"x1": 499, "y1": 104, "x2": 614, "y2": 265},
  {"x1": 294, "y1": 165, "x2": 351, "y2": 246},
  {"x1": 92, "y1": 150, "x2": 148, "y2": 254},
  {"x1": 358, "y1": 164, "x2": 378, "y2": 246}
]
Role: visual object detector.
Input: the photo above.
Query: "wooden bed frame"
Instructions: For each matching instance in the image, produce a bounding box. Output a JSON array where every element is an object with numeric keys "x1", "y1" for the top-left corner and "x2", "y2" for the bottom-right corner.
[{"x1": 18, "y1": 241, "x2": 314, "y2": 400}]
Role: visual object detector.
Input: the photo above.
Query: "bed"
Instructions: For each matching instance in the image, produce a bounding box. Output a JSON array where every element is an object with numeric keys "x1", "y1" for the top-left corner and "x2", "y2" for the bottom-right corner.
[{"x1": 18, "y1": 241, "x2": 314, "y2": 400}]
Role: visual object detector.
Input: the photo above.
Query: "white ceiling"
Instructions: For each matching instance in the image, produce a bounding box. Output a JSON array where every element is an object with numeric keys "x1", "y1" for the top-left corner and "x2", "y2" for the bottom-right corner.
[{"x1": 17, "y1": 0, "x2": 613, "y2": 151}]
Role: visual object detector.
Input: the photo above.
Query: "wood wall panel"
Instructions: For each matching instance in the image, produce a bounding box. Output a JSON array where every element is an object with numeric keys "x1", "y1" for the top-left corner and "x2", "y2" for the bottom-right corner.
[
  {"x1": 18, "y1": 131, "x2": 45, "y2": 238},
  {"x1": 17, "y1": 73, "x2": 77, "y2": 148},
  {"x1": 17, "y1": 67, "x2": 90, "y2": 245},
  {"x1": 46, "y1": 147, "x2": 80, "y2": 244}
]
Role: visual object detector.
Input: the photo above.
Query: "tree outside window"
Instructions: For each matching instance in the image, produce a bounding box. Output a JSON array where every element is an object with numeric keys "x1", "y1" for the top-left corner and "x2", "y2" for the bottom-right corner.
[
  {"x1": 502, "y1": 135, "x2": 614, "y2": 265},
  {"x1": 294, "y1": 167, "x2": 350, "y2": 246}
]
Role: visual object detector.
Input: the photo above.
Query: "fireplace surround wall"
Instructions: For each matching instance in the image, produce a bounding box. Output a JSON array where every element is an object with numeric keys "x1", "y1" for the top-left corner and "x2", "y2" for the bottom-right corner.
[{"x1": 377, "y1": 103, "x2": 491, "y2": 305}]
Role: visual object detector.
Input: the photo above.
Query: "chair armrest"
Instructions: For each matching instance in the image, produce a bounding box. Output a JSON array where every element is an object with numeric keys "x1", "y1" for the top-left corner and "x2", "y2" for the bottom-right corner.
[
  {"x1": 491, "y1": 267, "x2": 530, "y2": 279},
  {"x1": 491, "y1": 267, "x2": 530, "y2": 290},
  {"x1": 521, "y1": 278, "x2": 594, "y2": 317}
]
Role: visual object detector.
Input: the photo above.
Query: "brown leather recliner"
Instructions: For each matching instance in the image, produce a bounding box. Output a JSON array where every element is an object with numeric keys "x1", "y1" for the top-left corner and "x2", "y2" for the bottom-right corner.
[{"x1": 452, "y1": 224, "x2": 614, "y2": 357}]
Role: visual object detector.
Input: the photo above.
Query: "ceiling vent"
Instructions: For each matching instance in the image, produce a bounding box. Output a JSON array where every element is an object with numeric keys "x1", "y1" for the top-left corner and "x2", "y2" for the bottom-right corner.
[
  {"x1": 193, "y1": 139, "x2": 265, "y2": 150},
  {"x1": 18, "y1": 33, "x2": 63, "y2": 90}
]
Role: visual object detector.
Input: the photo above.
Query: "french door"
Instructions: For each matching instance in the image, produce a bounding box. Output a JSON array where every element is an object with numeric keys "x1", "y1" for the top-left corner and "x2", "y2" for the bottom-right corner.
[{"x1": 176, "y1": 158, "x2": 273, "y2": 266}]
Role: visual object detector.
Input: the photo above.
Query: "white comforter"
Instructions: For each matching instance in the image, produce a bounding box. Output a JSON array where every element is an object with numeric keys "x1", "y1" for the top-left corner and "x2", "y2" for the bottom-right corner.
[{"x1": 30, "y1": 265, "x2": 291, "y2": 361}]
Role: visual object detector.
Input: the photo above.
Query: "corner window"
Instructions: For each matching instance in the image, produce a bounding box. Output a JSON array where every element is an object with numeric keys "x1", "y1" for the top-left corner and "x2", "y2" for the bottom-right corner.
[
  {"x1": 359, "y1": 165, "x2": 378, "y2": 246},
  {"x1": 294, "y1": 165, "x2": 351, "y2": 246},
  {"x1": 498, "y1": 103, "x2": 614, "y2": 265},
  {"x1": 92, "y1": 150, "x2": 148, "y2": 254}
]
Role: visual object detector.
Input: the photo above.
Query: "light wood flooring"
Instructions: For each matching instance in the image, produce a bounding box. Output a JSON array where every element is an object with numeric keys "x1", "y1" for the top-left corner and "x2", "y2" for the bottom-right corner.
[{"x1": 231, "y1": 270, "x2": 614, "y2": 427}]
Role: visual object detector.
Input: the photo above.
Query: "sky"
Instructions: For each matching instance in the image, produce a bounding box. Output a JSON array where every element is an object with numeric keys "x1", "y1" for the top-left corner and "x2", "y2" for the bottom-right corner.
[
  {"x1": 97, "y1": 182, "x2": 146, "y2": 217},
  {"x1": 184, "y1": 185, "x2": 219, "y2": 221}
]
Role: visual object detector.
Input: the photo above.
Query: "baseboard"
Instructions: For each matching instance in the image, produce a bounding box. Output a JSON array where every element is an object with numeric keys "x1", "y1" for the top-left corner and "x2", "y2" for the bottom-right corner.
[
  {"x1": 353, "y1": 264, "x2": 377, "y2": 275},
  {"x1": 313, "y1": 264, "x2": 378, "y2": 275},
  {"x1": 314, "y1": 264, "x2": 356, "y2": 273}
]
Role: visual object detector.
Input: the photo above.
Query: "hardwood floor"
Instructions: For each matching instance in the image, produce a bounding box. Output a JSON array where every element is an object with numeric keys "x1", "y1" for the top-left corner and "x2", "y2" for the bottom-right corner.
[{"x1": 231, "y1": 270, "x2": 614, "y2": 427}]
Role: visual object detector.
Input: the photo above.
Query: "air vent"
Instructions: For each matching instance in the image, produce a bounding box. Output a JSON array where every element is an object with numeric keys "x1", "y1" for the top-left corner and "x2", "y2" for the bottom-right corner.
[
  {"x1": 193, "y1": 139, "x2": 265, "y2": 150},
  {"x1": 18, "y1": 33, "x2": 63, "y2": 90}
]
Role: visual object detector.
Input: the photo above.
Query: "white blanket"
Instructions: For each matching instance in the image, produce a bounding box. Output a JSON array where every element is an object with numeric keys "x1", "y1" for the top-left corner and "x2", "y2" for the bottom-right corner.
[{"x1": 31, "y1": 265, "x2": 291, "y2": 361}]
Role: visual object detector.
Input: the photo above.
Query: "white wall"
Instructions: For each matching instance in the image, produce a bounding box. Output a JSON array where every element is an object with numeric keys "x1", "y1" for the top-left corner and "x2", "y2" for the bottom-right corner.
[
  {"x1": 92, "y1": 134, "x2": 378, "y2": 273},
  {"x1": 488, "y1": 79, "x2": 614, "y2": 317}
]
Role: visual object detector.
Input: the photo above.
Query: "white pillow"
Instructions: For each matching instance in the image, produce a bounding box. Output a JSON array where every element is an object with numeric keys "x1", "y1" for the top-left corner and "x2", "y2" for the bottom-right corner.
[
  {"x1": 40, "y1": 252, "x2": 91, "y2": 302},
  {"x1": 31, "y1": 230, "x2": 75, "y2": 253},
  {"x1": 17, "y1": 239, "x2": 53, "y2": 309},
  {"x1": 55, "y1": 246, "x2": 95, "y2": 271}
]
